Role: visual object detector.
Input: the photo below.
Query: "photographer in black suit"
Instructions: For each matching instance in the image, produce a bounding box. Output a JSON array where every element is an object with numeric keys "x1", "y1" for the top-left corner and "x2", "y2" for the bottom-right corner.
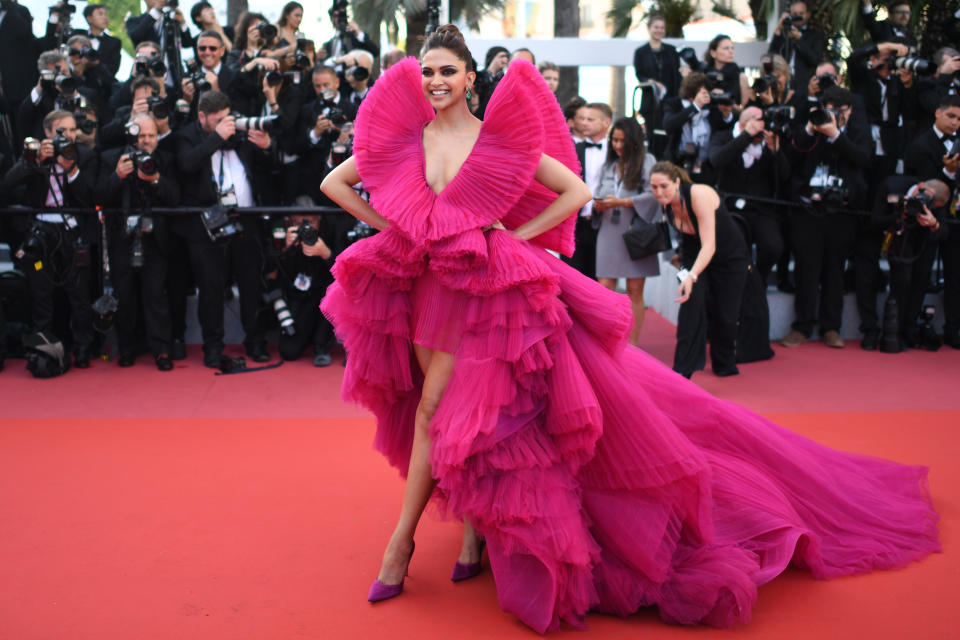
[
  {"x1": 662, "y1": 72, "x2": 735, "y2": 185},
  {"x1": 19, "y1": 50, "x2": 97, "y2": 143},
  {"x1": 125, "y1": 0, "x2": 195, "y2": 49},
  {"x1": 709, "y1": 106, "x2": 791, "y2": 283},
  {"x1": 782, "y1": 86, "x2": 871, "y2": 349},
  {"x1": 871, "y1": 176, "x2": 950, "y2": 349},
  {"x1": 3, "y1": 110, "x2": 97, "y2": 368},
  {"x1": 97, "y1": 114, "x2": 180, "y2": 369},
  {"x1": 175, "y1": 90, "x2": 276, "y2": 366},
  {"x1": 768, "y1": 0, "x2": 826, "y2": 92},
  {"x1": 82, "y1": 5, "x2": 122, "y2": 79},
  {"x1": 860, "y1": 0, "x2": 917, "y2": 50}
]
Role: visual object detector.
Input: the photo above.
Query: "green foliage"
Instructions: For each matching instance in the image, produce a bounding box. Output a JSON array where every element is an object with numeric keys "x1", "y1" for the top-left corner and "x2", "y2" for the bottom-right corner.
[
  {"x1": 651, "y1": 0, "x2": 697, "y2": 37},
  {"x1": 88, "y1": 0, "x2": 141, "y2": 56},
  {"x1": 351, "y1": 0, "x2": 505, "y2": 50},
  {"x1": 606, "y1": 0, "x2": 638, "y2": 38}
]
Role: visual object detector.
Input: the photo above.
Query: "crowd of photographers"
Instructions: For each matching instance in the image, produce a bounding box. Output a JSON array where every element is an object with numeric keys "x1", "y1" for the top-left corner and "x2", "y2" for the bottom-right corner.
[
  {"x1": 0, "y1": 0, "x2": 383, "y2": 374},
  {"x1": 624, "y1": 0, "x2": 960, "y2": 353}
]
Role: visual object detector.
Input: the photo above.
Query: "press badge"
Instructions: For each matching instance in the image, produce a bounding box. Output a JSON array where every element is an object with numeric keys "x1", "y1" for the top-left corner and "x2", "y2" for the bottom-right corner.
[{"x1": 294, "y1": 273, "x2": 312, "y2": 291}]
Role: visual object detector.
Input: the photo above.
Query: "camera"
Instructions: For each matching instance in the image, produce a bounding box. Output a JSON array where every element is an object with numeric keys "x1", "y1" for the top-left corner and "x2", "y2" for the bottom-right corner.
[
  {"x1": 17, "y1": 221, "x2": 57, "y2": 264},
  {"x1": 674, "y1": 141, "x2": 699, "y2": 175},
  {"x1": 55, "y1": 73, "x2": 79, "y2": 94},
  {"x1": 185, "y1": 58, "x2": 211, "y2": 92},
  {"x1": 59, "y1": 93, "x2": 86, "y2": 113},
  {"x1": 329, "y1": 0, "x2": 349, "y2": 32},
  {"x1": 125, "y1": 215, "x2": 154, "y2": 269},
  {"x1": 40, "y1": 69, "x2": 57, "y2": 93},
  {"x1": 809, "y1": 176, "x2": 847, "y2": 205},
  {"x1": 48, "y1": 0, "x2": 75, "y2": 19},
  {"x1": 71, "y1": 45, "x2": 99, "y2": 62},
  {"x1": 200, "y1": 204, "x2": 243, "y2": 242},
  {"x1": 51, "y1": 127, "x2": 77, "y2": 161},
  {"x1": 264, "y1": 69, "x2": 301, "y2": 88},
  {"x1": 255, "y1": 22, "x2": 278, "y2": 45},
  {"x1": 346, "y1": 65, "x2": 369, "y2": 83},
  {"x1": 263, "y1": 288, "x2": 295, "y2": 336},
  {"x1": 295, "y1": 220, "x2": 320, "y2": 246},
  {"x1": 330, "y1": 139, "x2": 353, "y2": 167},
  {"x1": 291, "y1": 49, "x2": 312, "y2": 71},
  {"x1": 781, "y1": 14, "x2": 794, "y2": 31},
  {"x1": 345, "y1": 220, "x2": 374, "y2": 245},
  {"x1": 234, "y1": 114, "x2": 278, "y2": 132},
  {"x1": 146, "y1": 94, "x2": 169, "y2": 120},
  {"x1": 808, "y1": 106, "x2": 838, "y2": 126},
  {"x1": 135, "y1": 55, "x2": 168, "y2": 78},
  {"x1": 893, "y1": 56, "x2": 934, "y2": 76},
  {"x1": 317, "y1": 92, "x2": 347, "y2": 127},
  {"x1": 129, "y1": 148, "x2": 158, "y2": 176},
  {"x1": 815, "y1": 73, "x2": 837, "y2": 92},
  {"x1": 903, "y1": 192, "x2": 934, "y2": 217},
  {"x1": 763, "y1": 105, "x2": 795, "y2": 137},
  {"x1": 753, "y1": 74, "x2": 778, "y2": 95},
  {"x1": 677, "y1": 47, "x2": 702, "y2": 72},
  {"x1": 74, "y1": 112, "x2": 97, "y2": 135},
  {"x1": 23, "y1": 137, "x2": 42, "y2": 165}
]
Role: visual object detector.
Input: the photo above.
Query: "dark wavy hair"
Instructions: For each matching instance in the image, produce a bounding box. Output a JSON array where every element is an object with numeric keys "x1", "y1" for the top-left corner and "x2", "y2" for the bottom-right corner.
[
  {"x1": 651, "y1": 160, "x2": 693, "y2": 185},
  {"x1": 421, "y1": 24, "x2": 472, "y2": 65},
  {"x1": 278, "y1": 2, "x2": 303, "y2": 28},
  {"x1": 606, "y1": 118, "x2": 648, "y2": 192},
  {"x1": 704, "y1": 34, "x2": 731, "y2": 70},
  {"x1": 234, "y1": 11, "x2": 269, "y2": 52}
]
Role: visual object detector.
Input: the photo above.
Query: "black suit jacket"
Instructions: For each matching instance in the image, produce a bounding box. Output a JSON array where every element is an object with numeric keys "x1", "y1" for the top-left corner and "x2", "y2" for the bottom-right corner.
[
  {"x1": 847, "y1": 47, "x2": 918, "y2": 160},
  {"x1": 709, "y1": 128, "x2": 791, "y2": 216},
  {"x1": 0, "y1": 4, "x2": 39, "y2": 105},
  {"x1": 904, "y1": 127, "x2": 958, "y2": 190},
  {"x1": 769, "y1": 25, "x2": 826, "y2": 91},
  {"x1": 96, "y1": 146, "x2": 180, "y2": 238},
  {"x1": 89, "y1": 33, "x2": 123, "y2": 79},
  {"x1": 125, "y1": 11, "x2": 195, "y2": 48},
  {"x1": 294, "y1": 93, "x2": 357, "y2": 205},
  {"x1": 788, "y1": 120, "x2": 872, "y2": 208},
  {"x1": 633, "y1": 43, "x2": 681, "y2": 100},
  {"x1": 861, "y1": 9, "x2": 917, "y2": 49}
]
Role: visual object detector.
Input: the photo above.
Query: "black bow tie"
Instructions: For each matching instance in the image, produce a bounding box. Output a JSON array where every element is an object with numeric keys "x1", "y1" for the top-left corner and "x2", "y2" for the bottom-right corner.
[
  {"x1": 943, "y1": 134, "x2": 957, "y2": 144},
  {"x1": 583, "y1": 142, "x2": 602, "y2": 150}
]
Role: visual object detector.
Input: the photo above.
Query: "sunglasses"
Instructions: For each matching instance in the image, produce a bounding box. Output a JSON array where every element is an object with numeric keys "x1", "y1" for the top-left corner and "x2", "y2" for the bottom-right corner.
[{"x1": 197, "y1": 46, "x2": 220, "y2": 52}]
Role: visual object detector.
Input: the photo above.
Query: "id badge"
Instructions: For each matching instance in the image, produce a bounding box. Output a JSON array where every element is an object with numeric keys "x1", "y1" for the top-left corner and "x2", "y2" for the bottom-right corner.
[
  {"x1": 294, "y1": 272, "x2": 312, "y2": 291},
  {"x1": 219, "y1": 187, "x2": 238, "y2": 207}
]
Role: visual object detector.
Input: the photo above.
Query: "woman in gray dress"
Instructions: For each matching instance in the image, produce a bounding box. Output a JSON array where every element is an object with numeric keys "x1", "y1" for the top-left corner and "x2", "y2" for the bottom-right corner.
[{"x1": 593, "y1": 118, "x2": 660, "y2": 345}]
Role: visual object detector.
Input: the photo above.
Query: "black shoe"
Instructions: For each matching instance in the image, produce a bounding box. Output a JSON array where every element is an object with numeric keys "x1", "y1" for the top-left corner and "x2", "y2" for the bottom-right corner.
[
  {"x1": 118, "y1": 351, "x2": 136, "y2": 367},
  {"x1": 861, "y1": 332, "x2": 879, "y2": 351},
  {"x1": 155, "y1": 354, "x2": 174, "y2": 371},
  {"x1": 946, "y1": 330, "x2": 960, "y2": 350},
  {"x1": 313, "y1": 346, "x2": 332, "y2": 367},
  {"x1": 776, "y1": 278, "x2": 796, "y2": 294},
  {"x1": 74, "y1": 347, "x2": 91, "y2": 369},
  {"x1": 246, "y1": 342, "x2": 270, "y2": 363},
  {"x1": 171, "y1": 338, "x2": 187, "y2": 360},
  {"x1": 713, "y1": 366, "x2": 739, "y2": 377},
  {"x1": 203, "y1": 349, "x2": 223, "y2": 369}
]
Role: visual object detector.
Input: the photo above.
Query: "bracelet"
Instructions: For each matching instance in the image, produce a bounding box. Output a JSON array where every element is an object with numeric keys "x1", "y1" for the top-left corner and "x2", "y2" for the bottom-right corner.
[{"x1": 689, "y1": 272, "x2": 698, "y2": 282}]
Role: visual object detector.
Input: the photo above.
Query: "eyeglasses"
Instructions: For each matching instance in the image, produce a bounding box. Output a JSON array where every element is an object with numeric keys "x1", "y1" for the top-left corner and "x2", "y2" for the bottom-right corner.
[
  {"x1": 197, "y1": 46, "x2": 220, "y2": 52},
  {"x1": 891, "y1": 9, "x2": 910, "y2": 15}
]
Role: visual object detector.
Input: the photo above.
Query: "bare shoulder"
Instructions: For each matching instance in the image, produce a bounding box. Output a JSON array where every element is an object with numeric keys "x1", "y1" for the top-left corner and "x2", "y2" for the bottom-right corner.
[{"x1": 690, "y1": 183, "x2": 720, "y2": 212}]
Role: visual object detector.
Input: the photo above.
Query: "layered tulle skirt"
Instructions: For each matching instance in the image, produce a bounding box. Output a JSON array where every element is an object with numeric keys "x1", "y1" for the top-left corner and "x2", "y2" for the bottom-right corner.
[{"x1": 320, "y1": 225, "x2": 940, "y2": 633}]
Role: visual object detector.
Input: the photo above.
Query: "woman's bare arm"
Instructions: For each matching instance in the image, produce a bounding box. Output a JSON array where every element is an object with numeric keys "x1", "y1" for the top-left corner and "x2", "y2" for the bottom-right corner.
[
  {"x1": 512, "y1": 154, "x2": 592, "y2": 241},
  {"x1": 320, "y1": 156, "x2": 390, "y2": 230},
  {"x1": 676, "y1": 184, "x2": 719, "y2": 303}
]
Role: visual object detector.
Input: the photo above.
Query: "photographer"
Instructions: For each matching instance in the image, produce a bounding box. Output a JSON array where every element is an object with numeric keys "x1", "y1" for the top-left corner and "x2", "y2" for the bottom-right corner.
[
  {"x1": 107, "y1": 41, "x2": 170, "y2": 117},
  {"x1": 709, "y1": 106, "x2": 791, "y2": 284},
  {"x1": 768, "y1": 0, "x2": 826, "y2": 91},
  {"x1": 341, "y1": 49, "x2": 374, "y2": 107},
  {"x1": 861, "y1": 0, "x2": 917, "y2": 50},
  {"x1": 321, "y1": 2, "x2": 379, "y2": 72},
  {"x1": 74, "y1": 104, "x2": 98, "y2": 149},
  {"x1": 225, "y1": 12, "x2": 280, "y2": 117},
  {"x1": 175, "y1": 89, "x2": 276, "y2": 366},
  {"x1": 19, "y1": 50, "x2": 96, "y2": 142},
  {"x1": 273, "y1": 213, "x2": 335, "y2": 366},
  {"x1": 905, "y1": 95, "x2": 960, "y2": 189},
  {"x1": 186, "y1": 30, "x2": 238, "y2": 99},
  {"x1": 475, "y1": 46, "x2": 508, "y2": 118},
  {"x1": 917, "y1": 48, "x2": 960, "y2": 131},
  {"x1": 662, "y1": 71, "x2": 735, "y2": 185},
  {"x1": 870, "y1": 177, "x2": 949, "y2": 349},
  {"x1": 125, "y1": 0, "x2": 195, "y2": 48},
  {"x1": 100, "y1": 77, "x2": 179, "y2": 151},
  {"x1": 65, "y1": 34, "x2": 116, "y2": 116},
  {"x1": 96, "y1": 114, "x2": 180, "y2": 369},
  {"x1": 2, "y1": 109, "x2": 97, "y2": 368},
  {"x1": 633, "y1": 14, "x2": 681, "y2": 152},
  {"x1": 782, "y1": 87, "x2": 871, "y2": 349},
  {"x1": 703, "y1": 35, "x2": 751, "y2": 109},
  {"x1": 189, "y1": 1, "x2": 233, "y2": 53},
  {"x1": 81, "y1": 4, "x2": 122, "y2": 79}
]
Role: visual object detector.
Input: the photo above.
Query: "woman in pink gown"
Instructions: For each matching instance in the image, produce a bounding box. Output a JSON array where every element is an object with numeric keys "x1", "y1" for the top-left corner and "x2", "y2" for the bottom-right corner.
[{"x1": 319, "y1": 25, "x2": 939, "y2": 633}]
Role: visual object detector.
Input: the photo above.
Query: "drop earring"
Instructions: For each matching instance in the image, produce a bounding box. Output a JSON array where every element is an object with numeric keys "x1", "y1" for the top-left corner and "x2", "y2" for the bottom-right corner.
[{"x1": 466, "y1": 87, "x2": 473, "y2": 100}]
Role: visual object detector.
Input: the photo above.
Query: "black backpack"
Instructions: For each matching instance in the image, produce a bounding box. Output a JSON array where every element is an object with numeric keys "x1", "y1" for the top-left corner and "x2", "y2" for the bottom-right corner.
[{"x1": 23, "y1": 331, "x2": 71, "y2": 378}]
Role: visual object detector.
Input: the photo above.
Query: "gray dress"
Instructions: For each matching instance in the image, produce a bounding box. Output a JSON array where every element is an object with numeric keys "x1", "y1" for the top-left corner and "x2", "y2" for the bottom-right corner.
[{"x1": 594, "y1": 154, "x2": 661, "y2": 279}]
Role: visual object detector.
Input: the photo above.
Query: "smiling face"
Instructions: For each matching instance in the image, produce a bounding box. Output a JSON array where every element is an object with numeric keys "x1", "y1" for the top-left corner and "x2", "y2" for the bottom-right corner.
[
  {"x1": 197, "y1": 36, "x2": 224, "y2": 70},
  {"x1": 649, "y1": 171, "x2": 681, "y2": 206},
  {"x1": 648, "y1": 18, "x2": 666, "y2": 41},
  {"x1": 421, "y1": 47, "x2": 474, "y2": 111}
]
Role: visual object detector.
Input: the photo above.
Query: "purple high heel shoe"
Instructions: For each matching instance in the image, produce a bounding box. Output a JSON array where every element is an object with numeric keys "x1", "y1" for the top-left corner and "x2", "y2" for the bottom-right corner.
[
  {"x1": 450, "y1": 539, "x2": 486, "y2": 582},
  {"x1": 368, "y1": 541, "x2": 415, "y2": 602}
]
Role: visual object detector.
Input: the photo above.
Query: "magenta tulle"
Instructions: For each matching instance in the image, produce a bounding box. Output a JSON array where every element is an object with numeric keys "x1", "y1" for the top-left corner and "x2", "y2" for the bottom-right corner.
[{"x1": 320, "y1": 56, "x2": 940, "y2": 633}]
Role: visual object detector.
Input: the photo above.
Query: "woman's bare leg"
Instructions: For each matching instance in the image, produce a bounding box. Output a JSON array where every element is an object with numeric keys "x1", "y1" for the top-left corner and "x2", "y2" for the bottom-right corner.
[
  {"x1": 626, "y1": 277, "x2": 646, "y2": 346},
  {"x1": 376, "y1": 344, "x2": 455, "y2": 585},
  {"x1": 458, "y1": 519, "x2": 483, "y2": 564},
  {"x1": 598, "y1": 277, "x2": 617, "y2": 292}
]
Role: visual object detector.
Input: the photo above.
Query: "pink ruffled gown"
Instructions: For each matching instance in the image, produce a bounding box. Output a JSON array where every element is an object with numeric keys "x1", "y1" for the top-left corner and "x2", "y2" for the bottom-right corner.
[{"x1": 320, "y1": 58, "x2": 940, "y2": 633}]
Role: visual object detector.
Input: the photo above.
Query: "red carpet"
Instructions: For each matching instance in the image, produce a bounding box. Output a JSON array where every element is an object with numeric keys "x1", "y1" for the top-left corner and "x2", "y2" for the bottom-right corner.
[{"x1": 0, "y1": 311, "x2": 957, "y2": 639}]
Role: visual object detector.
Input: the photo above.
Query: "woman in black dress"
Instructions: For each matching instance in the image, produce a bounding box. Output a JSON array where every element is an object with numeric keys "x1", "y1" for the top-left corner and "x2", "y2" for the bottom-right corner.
[
  {"x1": 649, "y1": 161, "x2": 748, "y2": 378},
  {"x1": 633, "y1": 14, "x2": 681, "y2": 150},
  {"x1": 704, "y1": 35, "x2": 750, "y2": 109}
]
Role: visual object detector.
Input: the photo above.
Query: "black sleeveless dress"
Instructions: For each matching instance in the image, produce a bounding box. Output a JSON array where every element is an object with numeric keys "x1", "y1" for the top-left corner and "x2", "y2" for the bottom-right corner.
[{"x1": 669, "y1": 184, "x2": 748, "y2": 377}]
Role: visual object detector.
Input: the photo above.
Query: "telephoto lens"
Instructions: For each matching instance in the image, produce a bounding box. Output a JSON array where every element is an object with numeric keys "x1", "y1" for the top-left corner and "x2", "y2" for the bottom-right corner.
[{"x1": 263, "y1": 288, "x2": 295, "y2": 336}]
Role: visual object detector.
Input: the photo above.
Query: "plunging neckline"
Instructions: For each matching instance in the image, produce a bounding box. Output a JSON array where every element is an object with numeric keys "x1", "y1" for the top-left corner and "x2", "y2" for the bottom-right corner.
[{"x1": 421, "y1": 121, "x2": 484, "y2": 198}]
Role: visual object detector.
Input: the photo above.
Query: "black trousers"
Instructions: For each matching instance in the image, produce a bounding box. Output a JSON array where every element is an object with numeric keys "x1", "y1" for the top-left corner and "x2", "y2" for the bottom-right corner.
[
  {"x1": 225, "y1": 221, "x2": 267, "y2": 348},
  {"x1": 673, "y1": 257, "x2": 748, "y2": 377},
  {"x1": 167, "y1": 214, "x2": 226, "y2": 354},
  {"x1": 741, "y1": 209, "x2": 784, "y2": 284},
  {"x1": 942, "y1": 227, "x2": 960, "y2": 337},
  {"x1": 563, "y1": 216, "x2": 597, "y2": 280},
  {"x1": 165, "y1": 231, "x2": 192, "y2": 342},
  {"x1": 788, "y1": 210, "x2": 857, "y2": 336},
  {"x1": 25, "y1": 224, "x2": 93, "y2": 350},
  {"x1": 888, "y1": 239, "x2": 938, "y2": 342},
  {"x1": 106, "y1": 223, "x2": 172, "y2": 356},
  {"x1": 854, "y1": 221, "x2": 885, "y2": 335},
  {"x1": 277, "y1": 292, "x2": 333, "y2": 361}
]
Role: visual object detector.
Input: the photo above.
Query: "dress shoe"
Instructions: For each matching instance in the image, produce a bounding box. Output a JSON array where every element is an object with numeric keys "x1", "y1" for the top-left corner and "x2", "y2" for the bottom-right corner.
[
  {"x1": 203, "y1": 349, "x2": 223, "y2": 369},
  {"x1": 246, "y1": 342, "x2": 270, "y2": 363},
  {"x1": 171, "y1": 338, "x2": 187, "y2": 361},
  {"x1": 313, "y1": 345, "x2": 332, "y2": 367},
  {"x1": 118, "y1": 351, "x2": 136, "y2": 367},
  {"x1": 155, "y1": 354, "x2": 174, "y2": 371},
  {"x1": 780, "y1": 330, "x2": 807, "y2": 347},
  {"x1": 823, "y1": 330, "x2": 845, "y2": 349},
  {"x1": 713, "y1": 366, "x2": 740, "y2": 377},
  {"x1": 861, "y1": 332, "x2": 879, "y2": 351},
  {"x1": 451, "y1": 539, "x2": 486, "y2": 582},
  {"x1": 368, "y1": 541, "x2": 415, "y2": 603},
  {"x1": 74, "y1": 347, "x2": 91, "y2": 369}
]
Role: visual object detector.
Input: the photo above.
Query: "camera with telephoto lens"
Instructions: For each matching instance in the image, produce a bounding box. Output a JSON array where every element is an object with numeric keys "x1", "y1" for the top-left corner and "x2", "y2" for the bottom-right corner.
[
  {"x1": 40, "y1": 69, "x2": 57, "y2": 94},
  {"x1": 317, "y1": 91, "x2": 346, "y2": 127},
  {"x1": 201, "y1": 204, "x2": 243, "y2": 242},
  {"x1": 125, "y1": 215, "x2": 153, "y2": 269},
  {"x1": 72, "y1": 45, "x2": 99, "y2": 62},
  {"x1": 816, "y1": 73, "x2": 837, "y2": 92},
  {"x1": 255, "y1": 22, "x2": 278, "y2": 45},
  {"x1": 893, "y1": 56, "x2": 934, "y2": 76},
  {"x1": 292, "y1": 48, "x2": 312, "y2": 70},
  {"x1": 74, "y1": 112, "x2": 96, "y2": 134},
  {"x1": 763, "y1": 105, "x2": 795, "y2": 137},
  {"x1": 51, "y1": 127, "x2": 77, "y2": 161},
  {"x1": 234, "y1": 114, "x2": 278, "y2": 132},
  {"x1": 184, "y1": 58, "x2": 211, "y2": 91},
  {"x1": 781, "y1": 14, "x2": 794, "y2": 31},
  {"x1": 55, "y1": 73, "x2": 79, "y2": 94},
  {"x1": 129, "y1": 148, "x2": 158, "y2": 176},
  {"x1": 295, "y1": 220, "x2": 320, "y2": 246},
  {"x1": 263, "y1": 288, "x2": 295, "y2": 336},
  {"x1": 345, "y1": 65, "x2": 369, "y2": 83},
  {"x1": 903, "y1": 192, "x2": 934, "y2": 217},
  {"x1": 329, "y1": 0, "x2": 349, "y2": 32},
  {"x1": 705, "y1": 70, "x2": 733, "y2": 106},
  {"x1": 23, "y1": 138, "x2": 42, "y2": 165},
  {"x1": 135, "y1": 55, "x2": 167, "y2": 78},
  {"x1": 146, "y1": 94, "x2": 169, "y2": 120},
  {"x1": 808, "y1": 106, "x2": 838, "y2": 126},
  {"x1": 809, "y1": 176, "x2": 848, "y2": 205},
  {"x1": 345, "y1": 220, "x2": 374, "y2": 245},
  {"x1": 753, "y1": 74, "x2": 779, "y2": 96}
]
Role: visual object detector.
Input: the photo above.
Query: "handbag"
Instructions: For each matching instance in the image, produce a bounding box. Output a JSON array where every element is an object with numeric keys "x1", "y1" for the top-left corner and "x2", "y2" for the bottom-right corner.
[{"x1": 622, "y1": 209, "x2": 671, "y2": 260}]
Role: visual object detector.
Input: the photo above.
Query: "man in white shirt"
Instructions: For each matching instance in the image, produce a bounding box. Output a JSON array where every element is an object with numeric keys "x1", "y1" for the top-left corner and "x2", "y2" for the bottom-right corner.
[{"x1": 563, "y1": 102, "x2": 610, "y2": 280}]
